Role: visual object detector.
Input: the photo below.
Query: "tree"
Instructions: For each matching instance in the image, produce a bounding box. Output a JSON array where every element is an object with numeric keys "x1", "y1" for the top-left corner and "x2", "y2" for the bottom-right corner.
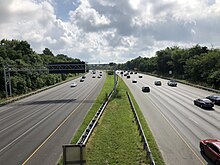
[{"x1": 43, "y1": 48, "x2": 54, "y2": 56}]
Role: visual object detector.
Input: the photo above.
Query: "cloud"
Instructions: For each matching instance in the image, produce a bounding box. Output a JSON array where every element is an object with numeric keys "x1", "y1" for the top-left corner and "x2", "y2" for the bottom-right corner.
[{"x1": 0, "y1": 0, "x2": 220, "y2": 63}]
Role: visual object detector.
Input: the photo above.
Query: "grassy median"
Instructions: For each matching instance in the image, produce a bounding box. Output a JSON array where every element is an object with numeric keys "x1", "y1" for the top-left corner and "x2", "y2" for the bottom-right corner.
[{"x1": 59, "y1": 73, "x2": 165, "y2": 165}]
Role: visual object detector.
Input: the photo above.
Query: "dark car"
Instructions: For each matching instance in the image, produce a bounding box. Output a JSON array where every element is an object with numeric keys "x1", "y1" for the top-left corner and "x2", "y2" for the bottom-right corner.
[
  {"x1": 127, "y1": 75, "x2": 130, "y2": 78},
  {"x1": 155, "y1": 80, "x2": 162, "y2": 86},
  {"x1": 82, "y1": 75, "x2": 86, "y2": 79},
  {"x1": 200, "y1": 139, "x2": 220, "y2": 165},
  {"x1": 206, "y1": 95, "x2": 220, "y2": 105},
  {"x1": 138, "y1": 75, "x2": 143, "y2": 78},
  {"x1": 194, "y1": 98, "x2": 214, "y2": 109},
  {"x1": 80, "y1": 78, "x2": 84, "y2": 82},
  {"x1": 132, "y1": 79, "x2": 137, "y2": 83},
  {"x1": 142, "y1": 86, "x2": 150, "y2": 92},
  {"x1": 167, "y1": 80, "x2": 177, "y2": 87}
]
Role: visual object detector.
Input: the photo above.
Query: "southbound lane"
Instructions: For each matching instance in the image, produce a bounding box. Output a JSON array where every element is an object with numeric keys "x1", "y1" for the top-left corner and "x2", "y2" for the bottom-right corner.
[
  {"x1": 0, "y1": 72, "x2": 105, "y2": 165},
  {"x1": 121, "y1": 73, "x2": 220, "y2": 165}
]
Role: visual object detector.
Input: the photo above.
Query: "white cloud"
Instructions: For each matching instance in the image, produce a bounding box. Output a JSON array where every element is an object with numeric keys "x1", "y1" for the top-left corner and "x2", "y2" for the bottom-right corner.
[{"x1": 0, "y1": 0, "x2": 220, "y2": 63}]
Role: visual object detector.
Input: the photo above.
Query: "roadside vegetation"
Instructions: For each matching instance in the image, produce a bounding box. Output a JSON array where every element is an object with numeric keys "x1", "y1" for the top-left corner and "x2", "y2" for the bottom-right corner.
[
  {"x1": 60, "y1": 73, "x2": 164, "y2": 165},
  {"x1": 0, "y1": 39, "x2": 82, "y2": 100},
  {"x1": 119, "y1": 45, "x2": 220, "y2": 90}
]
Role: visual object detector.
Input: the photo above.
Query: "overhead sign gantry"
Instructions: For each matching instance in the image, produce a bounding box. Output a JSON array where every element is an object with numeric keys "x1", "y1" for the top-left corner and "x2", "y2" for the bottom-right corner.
[{"x1": 3, "y1": 62, "x2": 86, "y2": 98}]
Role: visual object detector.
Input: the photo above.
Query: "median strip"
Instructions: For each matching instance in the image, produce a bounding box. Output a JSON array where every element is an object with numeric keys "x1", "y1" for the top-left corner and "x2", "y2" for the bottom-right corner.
[{"x1": 59, "y1": 74, "x2": 165, "y2": 165}]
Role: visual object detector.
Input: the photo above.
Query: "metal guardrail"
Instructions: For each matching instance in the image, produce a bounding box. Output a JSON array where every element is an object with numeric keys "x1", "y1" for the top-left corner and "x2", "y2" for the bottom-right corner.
[
  {"x1": 77, "y1": 90, "x2": 113, "y2": 145},
  {"x1": 126, "y1": 91, "x2": 155, "y2": 165}
]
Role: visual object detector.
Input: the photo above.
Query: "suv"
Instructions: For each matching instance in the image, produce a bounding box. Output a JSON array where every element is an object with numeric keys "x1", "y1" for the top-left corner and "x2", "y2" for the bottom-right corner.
[
  {"x1": 167, "y1": 80, "x2": 177, "y2": 87},
  {"x1": 155, "y1": 80, "x2": 162, "y2": 86},
  {"x1": 142, "y1": 86, "x2": 150, "y2": 92}
]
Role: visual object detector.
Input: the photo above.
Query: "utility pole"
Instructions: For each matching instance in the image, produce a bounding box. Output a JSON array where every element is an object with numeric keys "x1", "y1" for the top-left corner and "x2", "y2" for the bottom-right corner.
[
  {"x1": 109, "y1": 62, "x2": 117, "y2": 96},
  {"x1": 4, "y1": 66, "x2": 8, "y2": 98},
  {"x1": 114, "y1": 64, "x2": 116, "y2": 96}
]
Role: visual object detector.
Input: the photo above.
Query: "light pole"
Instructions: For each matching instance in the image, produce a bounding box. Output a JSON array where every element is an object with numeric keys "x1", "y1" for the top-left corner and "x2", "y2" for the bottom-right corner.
[{"x1": 109, "y1": 62, "x2": 117, "y2": 96}]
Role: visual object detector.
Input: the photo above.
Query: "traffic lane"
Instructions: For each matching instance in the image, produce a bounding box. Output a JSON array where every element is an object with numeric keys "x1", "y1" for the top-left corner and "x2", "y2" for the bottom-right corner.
[
  {"x1": 0, "y1": 74, "x2": 88, "y2": 127},
  {"x1": 122, "y1": 77, "x2": 206, "y2": 165},
  {"x1": 124, "y1": 74, "x2": 219, "y2": 164},
  {"x1": 0, "y1": 73, "x2": 104, "y2": 164},
  {"x1": 123, "y1": 74, "x2": 220, "y2": 127},
  {"x1": 137, "y1": 75, "x2": 220, "y2": 137},
  {"x1": 0, "y1": 74, "x2": 97, "y2": 150},
  {"x1": 131, "y1": 74, "x2": 220, "y2": 128},
  {"x1": 136, "y1": 73, "x2": 217, "y2": 99},
  {"x1": 0, "y1": 73, "x2": 96, "y2": 129},
  {"x1": 0, "y1": 73, "x2": 102, "y2": 164},
  {"x1": 140, "y1": 80, "x2": 220, "y2": 137},
  {"x1": 24, "y1": 73, "x2": 106, "y2": 165}
]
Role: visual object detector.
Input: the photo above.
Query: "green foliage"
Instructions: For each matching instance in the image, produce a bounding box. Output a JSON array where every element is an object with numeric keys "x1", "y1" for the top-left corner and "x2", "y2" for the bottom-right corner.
[
  {"x1": 107, "y1": 70, "x2": 114, "y2": 75},
  {"x1": 0, "y1": 39, "x2": 83, "y2": 99},
  {"x1": 120, "y1": 45, "x2": 220, "y2": 90}
]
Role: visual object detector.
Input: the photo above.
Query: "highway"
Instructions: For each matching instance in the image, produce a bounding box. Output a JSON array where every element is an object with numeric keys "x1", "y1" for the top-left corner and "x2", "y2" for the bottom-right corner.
[
  {"x1": 0, "y1": 72, "x2": 105, "y2": 165},
  {"x1": 121, "y1": 73, "x2": 220, "y2": 165}
]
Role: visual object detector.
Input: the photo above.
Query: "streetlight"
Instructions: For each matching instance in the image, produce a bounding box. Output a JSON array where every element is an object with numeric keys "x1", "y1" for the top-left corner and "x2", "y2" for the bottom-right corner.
[{"x1": 109, "y1": 62, "x2": 117, "y2": 96}]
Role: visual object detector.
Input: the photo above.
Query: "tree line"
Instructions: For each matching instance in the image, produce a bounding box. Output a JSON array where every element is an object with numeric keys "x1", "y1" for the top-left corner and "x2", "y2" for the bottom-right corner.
[
  {"x1": 0, "y1": 39, "x2": 82, "y2": 99},
  {"x1": 119, "y1": 45, "x2": 220, "y2": 90}
]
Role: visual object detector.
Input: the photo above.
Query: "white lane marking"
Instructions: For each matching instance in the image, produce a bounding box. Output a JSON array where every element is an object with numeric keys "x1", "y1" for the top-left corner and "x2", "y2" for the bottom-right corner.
[{"x1": 22, "y1": 75, "x2": 105, "y2": 164}]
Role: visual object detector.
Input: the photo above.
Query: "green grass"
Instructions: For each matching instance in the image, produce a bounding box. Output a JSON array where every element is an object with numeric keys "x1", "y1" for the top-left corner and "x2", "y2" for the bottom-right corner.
[
  {"x1": 57, "y1": 73, "x2": 114, "y2": 164},
  {"x1": 128, "y1": 88, "x2": 165, "y2": 165},
  {"x1": 70, "y1": 74, "x2": 114, "y2": 144},
  {"x1": 85, "y1": 77, "x2": 149, "y2": 165},
  {"x1": 59, "y1": 74, "x2": 165, "y2": 165}
]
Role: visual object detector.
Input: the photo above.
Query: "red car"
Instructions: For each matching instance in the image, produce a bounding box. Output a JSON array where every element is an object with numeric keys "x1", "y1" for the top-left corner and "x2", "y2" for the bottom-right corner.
[{"x1": 200, "y1": 139, "x2": 220, "y2": 165}]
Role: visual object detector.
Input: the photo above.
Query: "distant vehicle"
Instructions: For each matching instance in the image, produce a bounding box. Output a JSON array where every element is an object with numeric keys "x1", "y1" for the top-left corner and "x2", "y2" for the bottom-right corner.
[
  {"x1": 138, "y1": 75, "x2": 143, "y2": 78},
  {"x1": 206, "y1": 95, "x2": 220, "y2": 105},
  {"x1": 98, "y1": 76, "x2": 101, "y2": 78},
  {"x1": 82, "y1": 75, "x2": 86, "y2": 79},
  {"x1": 92, "y1": 75, "x2": 96, "y2": 78},
  {"x1": 200, "y1": 139, "x2": 220, "y2": 164},
  {"x1": 155, "y1": 80, "x2": 162, "y2": 86},
  {"x1": 167, "y1": 80, "x2": 177, "y2": 87},
  {"x1": 80, "y1": 78, "x2": 84, "y2": 82},
  {"x1": 132, "y1": 79, "x2": 137, "y2": 83},
  {"x1": 134, "y1": 72, "x2": 137, "y2": 74},
  {"x1": 142, "y1": 86, "x2": 150, "y2": 92},
  {"x1": 70, "y1": 82, "x2": 77, "y2": 87},
  {"x1": 194, "y1": 98, "x2": 214, "y2": 109},
  {"x1": 127, "y1": 75, "x2": 130, "y2": 78},
  {"x1": 130, "y1": 72, "x2": 133, "y2": 74}
]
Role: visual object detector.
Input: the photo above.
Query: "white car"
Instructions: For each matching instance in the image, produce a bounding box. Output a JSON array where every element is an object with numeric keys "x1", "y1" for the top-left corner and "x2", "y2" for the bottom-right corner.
[{"x1": 70, "y1": 82, "x2": 77, "y2": 87}]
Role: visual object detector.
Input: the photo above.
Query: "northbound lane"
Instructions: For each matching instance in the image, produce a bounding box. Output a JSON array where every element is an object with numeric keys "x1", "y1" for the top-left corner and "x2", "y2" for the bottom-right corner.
[{"x1": 122, "y1": 73, "x2": 220, "y2": 165}]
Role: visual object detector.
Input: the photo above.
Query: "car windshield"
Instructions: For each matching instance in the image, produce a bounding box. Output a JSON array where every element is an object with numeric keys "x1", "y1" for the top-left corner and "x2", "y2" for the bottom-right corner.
[{"x1": 202, "y1": 99, "x2": 211, "y2": 102}]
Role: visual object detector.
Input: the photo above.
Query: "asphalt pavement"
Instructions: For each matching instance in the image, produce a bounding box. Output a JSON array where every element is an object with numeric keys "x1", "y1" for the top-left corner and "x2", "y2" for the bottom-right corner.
[
  {"x1": 121, "y1": 73, "x2": 220, "y2": 165},
  {"x1": 0, "y1": 71, "x2": 105, "y2": 165}
]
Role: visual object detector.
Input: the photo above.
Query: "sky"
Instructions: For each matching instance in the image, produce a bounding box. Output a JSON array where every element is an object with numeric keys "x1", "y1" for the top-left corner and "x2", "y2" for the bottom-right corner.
[{"x1": 0, "y1": 0, "x2": 220, "y2": 64}]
